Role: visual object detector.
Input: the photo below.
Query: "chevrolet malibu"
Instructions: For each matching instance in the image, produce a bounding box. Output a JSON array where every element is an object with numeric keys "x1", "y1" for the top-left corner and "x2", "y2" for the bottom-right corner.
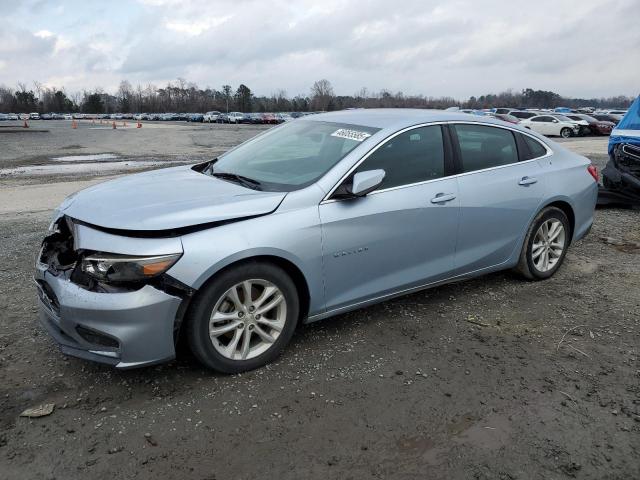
[{"x1": 36, "y1": 110, "x2": 598, "y2": 373}]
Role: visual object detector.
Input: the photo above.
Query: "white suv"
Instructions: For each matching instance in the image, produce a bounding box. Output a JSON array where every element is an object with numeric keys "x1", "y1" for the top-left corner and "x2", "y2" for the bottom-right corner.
[
  {"x1": 227, "y1": 112, "x2": 244, "y2": 124},
  {"x1": 204, "y1": 111, "x2": 221, "y2": 123}
]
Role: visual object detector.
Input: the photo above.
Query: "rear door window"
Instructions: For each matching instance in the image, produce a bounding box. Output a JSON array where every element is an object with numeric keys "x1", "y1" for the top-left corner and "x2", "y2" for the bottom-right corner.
[{"x1": 453, "y1": 124, "x2": 518, "y2": 173}]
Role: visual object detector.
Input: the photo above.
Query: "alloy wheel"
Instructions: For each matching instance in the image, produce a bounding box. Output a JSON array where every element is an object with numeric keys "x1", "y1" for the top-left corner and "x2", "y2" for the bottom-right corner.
[
  {"x1": 531, "y1": 219, "x2": 566, "y2": 272},
  {"x1": 209, "y1": 279, "x2": 287, "y2": 360}
]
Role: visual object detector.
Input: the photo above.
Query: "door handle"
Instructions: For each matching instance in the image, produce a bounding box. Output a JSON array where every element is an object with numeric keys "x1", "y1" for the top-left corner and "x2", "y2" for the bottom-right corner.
[
  {"x1": 430, "y1": 193, "x2": 456, "y2": 204},
  {"x1": 518, "y1": 176, "x2": 538, "y2": 186}
]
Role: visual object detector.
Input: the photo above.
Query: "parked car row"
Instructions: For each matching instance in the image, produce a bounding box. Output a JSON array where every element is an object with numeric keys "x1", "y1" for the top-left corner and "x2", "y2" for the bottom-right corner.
[
  {"x1": 2, "y1": 106, "x2": 627, "y2": 139},
  {"x1": 0, "y1": 113, "x2": 138, "y2": 121},
  {"x1": 194, "y1": 111, "x2": 299, "y2": 124},
  {"x1": 457, "y1": 107, "x2": 624, "y2": 138},
  {"x1": 496, "y1": 108, "x2": 625, "y2": 122}
]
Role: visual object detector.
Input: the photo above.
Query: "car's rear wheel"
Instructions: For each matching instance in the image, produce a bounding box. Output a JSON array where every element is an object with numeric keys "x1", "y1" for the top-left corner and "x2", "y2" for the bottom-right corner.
[
  {"x1": 560, "y1": 127, "x2": 573, "y2": 138},
  {"x1": 186, "y1": 261, "x2": 299, "y2": 373},
  {"x1": 515, "y1": 207, "x2": 570, "y2": 280}
]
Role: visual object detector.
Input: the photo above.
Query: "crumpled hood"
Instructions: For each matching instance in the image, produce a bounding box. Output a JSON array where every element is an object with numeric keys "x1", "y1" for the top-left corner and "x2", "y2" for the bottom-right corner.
[{"x1": 61, "y1": 165, "x2": 286, "y2": 231}]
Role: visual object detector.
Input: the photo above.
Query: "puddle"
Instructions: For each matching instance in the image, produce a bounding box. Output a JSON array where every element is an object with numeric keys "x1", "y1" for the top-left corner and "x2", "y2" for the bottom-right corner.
[
  {"x1": 0, "y1": 160, "x2": 173, "y2": 176},
  {"x1": 396, "y1": 435, "x2": 436, "y2": 453},
  {"x1": 51, "y1": 153, "x2": 120, "y2": 162},
  {"x1": 393, "y1": 414, "x2": 511, "y2": 466},
  {"x1": 451, "y1": 414, "x2": 511, "y2": 450},
  {"x1": 565, "y1": 253, "x2": 601, "y2": 274},
  {"x1": 395, "y1": 434, "x2": 444, "y2": 465}
]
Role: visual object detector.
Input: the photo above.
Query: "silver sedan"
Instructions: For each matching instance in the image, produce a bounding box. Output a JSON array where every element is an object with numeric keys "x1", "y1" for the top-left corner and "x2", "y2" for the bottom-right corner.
[{"x1": 36, "y1": 109, "x2": 598, "y2": 372}]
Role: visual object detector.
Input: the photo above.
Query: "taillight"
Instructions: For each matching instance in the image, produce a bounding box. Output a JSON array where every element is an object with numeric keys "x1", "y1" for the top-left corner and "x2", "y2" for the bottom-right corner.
[{"x1": 587, "y1": 165, "x2": 598, "y2": 182}]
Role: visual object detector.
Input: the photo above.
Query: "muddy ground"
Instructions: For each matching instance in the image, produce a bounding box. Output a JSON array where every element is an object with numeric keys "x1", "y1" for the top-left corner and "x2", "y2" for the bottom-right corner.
[{"x1": 0, "y1": 127, "x2": 638, "y2": 479}]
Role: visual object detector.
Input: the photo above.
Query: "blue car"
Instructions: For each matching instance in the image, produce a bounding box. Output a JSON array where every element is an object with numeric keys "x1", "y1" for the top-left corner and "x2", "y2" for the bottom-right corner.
[{"x1": 36, "y1": 109, "x2": 598, "y2": 372}]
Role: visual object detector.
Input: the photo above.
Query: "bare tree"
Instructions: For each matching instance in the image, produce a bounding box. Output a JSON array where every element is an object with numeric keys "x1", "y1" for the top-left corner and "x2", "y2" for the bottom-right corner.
[
  {"x1": 310, "y1": 79, "x2": 335, "y2": 111},
  {"x1": 33, "y1": 81, "x2": 44, "y2": 103},
  {"x1": 221, "y1": 85, "x2": 233, "y2": 112},
  {"x1": 117, "y1": 80, "x2": 133, "y2": 112}
]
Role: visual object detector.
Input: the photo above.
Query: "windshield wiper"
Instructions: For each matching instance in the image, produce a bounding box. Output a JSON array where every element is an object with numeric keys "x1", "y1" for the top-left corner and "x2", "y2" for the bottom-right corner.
[{"x1": 211, "y1": 171, "x2": 262, "y2": 190}]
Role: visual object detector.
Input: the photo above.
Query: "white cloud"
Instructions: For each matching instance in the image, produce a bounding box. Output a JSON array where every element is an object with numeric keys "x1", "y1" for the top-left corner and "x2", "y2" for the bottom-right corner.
[
  {"x1": 34, "y1": 29, "x2": 54, "y2": 39},
  {"x1": 164, "y1": 15, "x2": 233, "y2": 36}
]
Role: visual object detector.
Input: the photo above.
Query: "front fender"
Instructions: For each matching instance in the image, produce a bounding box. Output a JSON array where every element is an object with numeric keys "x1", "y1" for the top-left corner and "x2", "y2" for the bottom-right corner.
[
  {"x1": 166, "y1": 206, "x2": 325, "y2": 316},
  {"x1": 188, "y1": 246, "x2": 310, "y2": 291}
]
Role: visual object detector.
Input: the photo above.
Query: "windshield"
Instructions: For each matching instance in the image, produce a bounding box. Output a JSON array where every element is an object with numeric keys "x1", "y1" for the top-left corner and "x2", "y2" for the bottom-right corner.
[{"x1": 206, "y1": 120, "x2": 380, "y2": 191}]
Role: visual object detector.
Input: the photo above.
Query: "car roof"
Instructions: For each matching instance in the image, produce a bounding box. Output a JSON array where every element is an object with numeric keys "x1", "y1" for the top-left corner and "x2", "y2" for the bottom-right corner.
[{"x1": 304, "y1": 108, "x2": 516, "y2": 130}]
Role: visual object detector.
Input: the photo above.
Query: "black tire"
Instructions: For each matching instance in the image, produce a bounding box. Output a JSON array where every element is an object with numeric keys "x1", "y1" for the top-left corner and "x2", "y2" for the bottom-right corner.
[
  {"x1": 185, "y1": 261, "x2": 299, "y2": 374},
  {"x1": 560, "y1": 127, "x2": 573, "y2": 138},
  {"x1": 515, "y1": 207, "x2": 571, "y2": 281}
]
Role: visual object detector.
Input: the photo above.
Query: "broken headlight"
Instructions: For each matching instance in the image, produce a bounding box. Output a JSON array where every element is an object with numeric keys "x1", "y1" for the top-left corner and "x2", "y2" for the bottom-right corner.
[{"x1": 80, "y1": 253, "x2": 182, "y2": 283}]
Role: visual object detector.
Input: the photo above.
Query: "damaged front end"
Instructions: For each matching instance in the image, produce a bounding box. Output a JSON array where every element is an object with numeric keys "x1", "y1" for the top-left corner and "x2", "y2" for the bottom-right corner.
[
  {"x1": 35, "y1": 215, "x2": 194, "y2": 368},
  {"x1": 598, "y1": 96, "x2": 640, "y2": 207},
  {"x1": 599, "y1": 143, "x2": 640, "y2": 206}
]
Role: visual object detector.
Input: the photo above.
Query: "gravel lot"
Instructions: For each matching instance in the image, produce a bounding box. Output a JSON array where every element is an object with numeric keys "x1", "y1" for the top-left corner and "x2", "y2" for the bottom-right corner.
[
  {"x1": 0, "y1": 119, "x2": 269, "y2": 168},
  {"x1": 0, "y1": 124, "x2": 638, "y2": 479}
]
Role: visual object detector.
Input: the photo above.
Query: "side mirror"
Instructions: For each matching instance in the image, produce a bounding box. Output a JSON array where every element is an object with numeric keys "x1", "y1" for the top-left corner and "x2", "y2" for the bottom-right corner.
[{"x1": 348, "y1": 169, "x2": 386, "y2": 196}]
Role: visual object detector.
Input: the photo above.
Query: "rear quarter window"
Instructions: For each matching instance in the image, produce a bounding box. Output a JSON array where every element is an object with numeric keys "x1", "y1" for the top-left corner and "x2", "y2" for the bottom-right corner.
[
  {"x1": 522, "y1": 135, "x2": 548, "y2": 160},
  {"x1": 453, "y1": 124, "x2": 518, "y2": 173}
]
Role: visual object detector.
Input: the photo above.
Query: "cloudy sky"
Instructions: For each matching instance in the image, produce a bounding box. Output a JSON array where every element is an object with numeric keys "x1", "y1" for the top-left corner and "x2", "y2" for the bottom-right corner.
[{"x1": 1, "y1": 0, "x2": 638, "y2": 99}]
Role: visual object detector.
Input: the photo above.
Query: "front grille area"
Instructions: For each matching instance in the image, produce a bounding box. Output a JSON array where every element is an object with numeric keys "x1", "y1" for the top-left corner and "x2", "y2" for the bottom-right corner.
[{"x1": 620, "y1": 144, "x2": 640, "y2": 176}]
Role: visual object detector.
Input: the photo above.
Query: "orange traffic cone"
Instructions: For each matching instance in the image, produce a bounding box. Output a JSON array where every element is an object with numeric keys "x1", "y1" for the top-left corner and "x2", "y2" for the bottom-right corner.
[
  {"x1": 23, "y1": 120, "x2": 29, "y2": 128},
  {"x1": 136, "y1": 121, "x2": 142, "y2": 128},
  {"x1": 112, "y1": 121, "x2": 117, "y2": 129},
  {"x1": 72, "y1": 120, "x2": 77, "y2": 129}
]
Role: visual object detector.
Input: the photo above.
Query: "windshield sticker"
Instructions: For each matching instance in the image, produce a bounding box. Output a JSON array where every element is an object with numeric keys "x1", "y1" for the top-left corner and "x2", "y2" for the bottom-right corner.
[{"x1": 331, "y1": 129, "x2": 372, "y2": 142}]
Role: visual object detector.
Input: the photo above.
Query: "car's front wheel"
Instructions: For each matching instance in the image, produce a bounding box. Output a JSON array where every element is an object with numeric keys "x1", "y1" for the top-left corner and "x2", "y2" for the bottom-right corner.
[
  {"x1": 186, "y1": 261, "x2": 299, "y2": 373},
  {"x1": 560, "y1": 127, "x2": 573, "y2": 138},
  {"x1": 515, "y1": 207, "x2": 570, "y2": 280}
]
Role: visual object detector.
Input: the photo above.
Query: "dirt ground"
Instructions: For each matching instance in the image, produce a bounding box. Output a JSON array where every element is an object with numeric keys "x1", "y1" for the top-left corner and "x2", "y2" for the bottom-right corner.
[{"x1": 0, "y1": 126, "x2": 638, "y2": 479}]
